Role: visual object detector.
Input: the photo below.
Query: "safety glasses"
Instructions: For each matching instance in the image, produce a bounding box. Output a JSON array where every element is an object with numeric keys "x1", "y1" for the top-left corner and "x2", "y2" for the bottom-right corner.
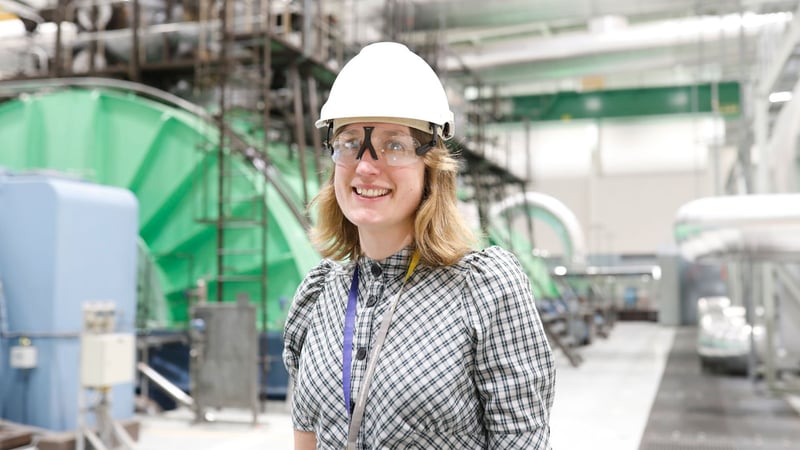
[{"x1": 329, "y1": 125, "x2": 438, "y2": 167}]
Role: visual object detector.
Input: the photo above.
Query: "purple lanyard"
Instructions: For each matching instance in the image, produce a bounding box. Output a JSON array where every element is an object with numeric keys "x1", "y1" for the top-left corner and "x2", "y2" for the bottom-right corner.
[{"x1": 342, "y1": 266, "x2": 359, "y2": 416}]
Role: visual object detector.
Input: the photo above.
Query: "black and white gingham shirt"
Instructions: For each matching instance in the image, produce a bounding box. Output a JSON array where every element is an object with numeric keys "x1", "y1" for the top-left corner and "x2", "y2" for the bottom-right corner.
[{"x1": 283, "y1": 246, "x2": 555, "y2": 449}]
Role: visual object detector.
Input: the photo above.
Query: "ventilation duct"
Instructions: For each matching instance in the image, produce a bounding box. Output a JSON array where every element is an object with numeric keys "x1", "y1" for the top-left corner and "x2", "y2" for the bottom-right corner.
[{"x1": 674, "y1": 194, "x2": 800, "y2": 261}]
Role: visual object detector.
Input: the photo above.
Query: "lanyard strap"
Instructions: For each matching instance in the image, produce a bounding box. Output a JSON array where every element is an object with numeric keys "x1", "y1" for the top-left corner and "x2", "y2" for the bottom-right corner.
[
  {"x1": 342, "y1": 265, "x2": 360, "y2": 418},
  {"x1": 343, "y1": 251, "x2": 419, "y2": 449}
]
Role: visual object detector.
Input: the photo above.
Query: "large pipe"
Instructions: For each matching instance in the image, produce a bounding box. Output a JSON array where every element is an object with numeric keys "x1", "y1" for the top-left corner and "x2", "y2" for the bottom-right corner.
[
  {"x1": 489, "y1": 191, "x2": 587, "y2": 268},
  {"x1": 674, "y1": 193, "x2": 800, "y2": 261},
  {"x1": 0, "y1": 0, "x2": 44, "y2": 24}
]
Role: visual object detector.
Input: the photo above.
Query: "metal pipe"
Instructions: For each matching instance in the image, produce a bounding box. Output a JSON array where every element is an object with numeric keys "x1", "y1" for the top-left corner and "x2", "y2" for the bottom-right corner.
[
  {"x1": 523, "y1": 118, "x2": 535, "y2": 246},
  {"x1": 290, "y1": 65, "x2": 310, "y2": 206},
  {"x1": 130, "y1": 0, "x2": 141, "y2": 81},
  {"x1": 0, "y1": 331, "x2": 80, "y2": 338},
  {"x1": 54, "y1": 0, "x2": 64, "y2": 77},
  {"x1": 307, "y1": 74, "x2": 324, "y2": 186},
  {"x1": 136, "y1": 362, "x2": 195, "y2": 408},
  {"x1": 216, "y1": 0, "x2": 229, "y2": 303},
  {"x1": 0, "y1": 15, "x2": 287, "y2": 59},
  {"x1": 261, "y1": 0, "x2": 272, "y2": 333},
  {"x1": 489, "y1": 191, "x2": 587, "y2": 268},
  {"x1": 302, "y1": 0, "x2": 312, "y2": 56},
  {"x1": 741, "y1": 258, "x2": 758, "y2": 384},
  {"x1": 761, "y1": 262, "x2": 783, "y2": 392},
  {"x1": 675, "y1": 193, "x2": 800, "y2": 261},
  {"x1": 0, "y1": 0, "x2": 44, "y2": 23}
]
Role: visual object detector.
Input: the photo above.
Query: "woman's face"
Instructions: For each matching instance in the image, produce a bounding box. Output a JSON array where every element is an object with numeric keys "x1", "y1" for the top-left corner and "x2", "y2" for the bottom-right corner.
[{"x1": 333, "y1": 122, "x2": 426, "y2": 236}]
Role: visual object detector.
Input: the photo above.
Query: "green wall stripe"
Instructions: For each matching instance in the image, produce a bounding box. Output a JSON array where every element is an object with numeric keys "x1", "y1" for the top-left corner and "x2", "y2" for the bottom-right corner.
[{"x1": 506, "y1": 82, "x2": 740, "y2": 122}]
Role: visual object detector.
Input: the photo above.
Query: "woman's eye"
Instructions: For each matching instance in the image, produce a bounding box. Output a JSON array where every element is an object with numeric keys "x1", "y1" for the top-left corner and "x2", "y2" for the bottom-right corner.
[
  {"x1": 342, "y1": 139, "x2": 360, "y2": 151},
  {"x1": 386, "y1": 141, "x2": 409, "y2": 152}
]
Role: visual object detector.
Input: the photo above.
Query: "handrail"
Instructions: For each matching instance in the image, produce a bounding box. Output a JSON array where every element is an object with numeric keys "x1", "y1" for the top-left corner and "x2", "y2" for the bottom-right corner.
[{"x1": 137, "y1": 362, "x2": 195, "y2": 408}]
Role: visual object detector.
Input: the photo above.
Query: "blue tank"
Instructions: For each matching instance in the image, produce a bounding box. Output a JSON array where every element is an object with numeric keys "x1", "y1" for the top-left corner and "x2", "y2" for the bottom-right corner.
[{"x1": 0, "y1": 172, "x2": 138, "y2": 431}]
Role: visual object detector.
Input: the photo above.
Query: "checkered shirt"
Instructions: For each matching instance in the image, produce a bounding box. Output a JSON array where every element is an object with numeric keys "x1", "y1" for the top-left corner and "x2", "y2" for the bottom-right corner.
[{"x1": 283, "y1": 245, "x2": 555, "y2": 449}]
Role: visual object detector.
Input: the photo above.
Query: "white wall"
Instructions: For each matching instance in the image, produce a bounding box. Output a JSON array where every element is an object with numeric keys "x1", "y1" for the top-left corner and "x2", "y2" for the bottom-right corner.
[{"x1": 483, "y1": 115, "x2": 730, "y2": 256}]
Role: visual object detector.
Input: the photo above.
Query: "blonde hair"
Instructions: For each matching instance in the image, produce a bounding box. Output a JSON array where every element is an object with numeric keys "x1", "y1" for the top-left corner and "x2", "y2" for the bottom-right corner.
[{"x1": 309, "y1": 129, "x2": 476, "y2": 266}]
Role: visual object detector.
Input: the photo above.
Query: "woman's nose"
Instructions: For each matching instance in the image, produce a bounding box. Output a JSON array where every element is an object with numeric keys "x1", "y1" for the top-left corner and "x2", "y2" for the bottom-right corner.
[{"x1": 355, "y1": 154, "x2": 382, "y2": 174}]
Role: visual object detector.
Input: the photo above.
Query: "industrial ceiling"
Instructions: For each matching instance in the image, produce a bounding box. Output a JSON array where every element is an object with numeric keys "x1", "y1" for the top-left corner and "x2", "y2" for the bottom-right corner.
[{"x1": 344, "y1": 0, "x2": 800, "y2": 100}]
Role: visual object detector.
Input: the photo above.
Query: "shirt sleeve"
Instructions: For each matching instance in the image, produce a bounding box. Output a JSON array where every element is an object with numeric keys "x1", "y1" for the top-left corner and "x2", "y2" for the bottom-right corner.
[
  {"x1": 461, "y1": 246, "x2": 556, "y2": 449},
  {"x1": 282, "y1": 259, "x2": 334, "y2": 431}
]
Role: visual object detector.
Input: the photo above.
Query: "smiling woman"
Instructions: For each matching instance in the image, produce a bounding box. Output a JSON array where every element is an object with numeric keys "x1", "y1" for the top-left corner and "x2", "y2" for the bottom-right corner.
[{"x1": 283, "y1": 42, "x2": 556, "y2": 450}]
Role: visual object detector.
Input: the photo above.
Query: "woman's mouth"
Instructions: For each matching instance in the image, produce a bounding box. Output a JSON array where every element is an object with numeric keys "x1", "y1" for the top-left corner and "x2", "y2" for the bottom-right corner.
[{"x1": 354, "y1": 187, "x2": 390, "y2": 198}]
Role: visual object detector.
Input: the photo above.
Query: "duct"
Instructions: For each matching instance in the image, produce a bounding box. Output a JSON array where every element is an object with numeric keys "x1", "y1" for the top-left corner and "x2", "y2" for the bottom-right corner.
[
  {"x1": 0, "y1": 6, "x2": 298, "y2": 69},
  {"x1": 674, "y1": 194, "x2": 800, "y2": 262},
  {"x1": 0, "y1": 21, "x2": 78, "y2": 57},
  {"x1": 489, "y1": 191, "x2": 587, "y2": 268},
  {"x1": 441, "y1": 11, "x2": 793, "y2": 73}
]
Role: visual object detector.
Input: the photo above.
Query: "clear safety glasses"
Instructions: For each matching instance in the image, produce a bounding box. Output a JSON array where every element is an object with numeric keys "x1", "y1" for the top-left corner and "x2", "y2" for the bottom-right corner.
[{"x1": 328, "y1": 125, "x2": 438, "y2": 167}]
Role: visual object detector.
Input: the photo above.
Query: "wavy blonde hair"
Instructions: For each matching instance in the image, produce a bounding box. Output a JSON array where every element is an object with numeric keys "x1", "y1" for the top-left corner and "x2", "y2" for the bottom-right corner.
[{"x1": 309, "y1": 128, "x2": 476, "y2": 266}]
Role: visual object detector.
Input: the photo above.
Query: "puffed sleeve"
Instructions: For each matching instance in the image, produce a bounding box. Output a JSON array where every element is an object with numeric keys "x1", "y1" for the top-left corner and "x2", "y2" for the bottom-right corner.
[
  {"x1": 461, "y1": 246, "x2": 556, "y2": 449},
  {"x1": 283, "y1": 259, "x2": 334, "y2": 383}
]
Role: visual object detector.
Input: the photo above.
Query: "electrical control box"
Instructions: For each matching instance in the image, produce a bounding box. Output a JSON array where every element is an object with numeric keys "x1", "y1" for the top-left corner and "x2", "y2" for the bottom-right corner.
[
  {"x1": 190, "y1": 302, "x2": 258, "y2": 413},
  {"x1": 10, "y1": 345, "x2": 37, "y2": 369},
  {"x1": 80, "y1": 333, "x2": 135, "y2": 388}
]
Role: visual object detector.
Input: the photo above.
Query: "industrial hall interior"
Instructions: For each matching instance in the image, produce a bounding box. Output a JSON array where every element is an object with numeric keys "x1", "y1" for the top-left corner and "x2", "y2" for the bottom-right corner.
[{"x1": 2, "y1": 0, "x2": 800, "y2": 448}]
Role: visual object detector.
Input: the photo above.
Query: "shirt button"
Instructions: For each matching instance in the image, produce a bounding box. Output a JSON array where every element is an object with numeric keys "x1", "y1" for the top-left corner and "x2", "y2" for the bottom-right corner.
[
  {"x1": 355, "y1": 347, "x2": 367, "y2": 360},
  {"x1": 366, "y1": 296, "x2": 377, "y2": 307},
  {"x1": 371, "y1": 263, "x2": 382, "y2": 277}
]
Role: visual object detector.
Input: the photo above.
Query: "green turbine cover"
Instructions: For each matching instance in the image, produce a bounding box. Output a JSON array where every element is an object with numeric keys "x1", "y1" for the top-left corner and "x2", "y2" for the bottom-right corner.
[{"x1": 0, "y1": 88, "x2": 321, "y2": 331}]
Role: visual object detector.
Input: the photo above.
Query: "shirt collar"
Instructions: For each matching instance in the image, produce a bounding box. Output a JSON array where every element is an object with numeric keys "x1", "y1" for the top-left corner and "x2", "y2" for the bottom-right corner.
[{"x1": 357, "y1": 246, "x2": 415, "y2": 282}]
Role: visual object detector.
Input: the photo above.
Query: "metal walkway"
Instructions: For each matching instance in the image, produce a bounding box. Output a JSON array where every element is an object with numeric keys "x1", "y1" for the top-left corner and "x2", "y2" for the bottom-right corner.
[{"x1": 639, "y1": 327, "x2": 800, "y2": 449}]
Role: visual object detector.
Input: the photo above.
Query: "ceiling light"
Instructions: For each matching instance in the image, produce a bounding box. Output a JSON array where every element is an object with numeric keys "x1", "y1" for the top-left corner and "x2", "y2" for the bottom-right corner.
[
  {"x1": 768, "y1": 91, "x2": 792, "y2": 103},
  {"x1": 588, "y1": 15, "x2": 628, "y2": 34},
  {"x1": 584, "y1": 97, "x2": 602, "y2": 112}
]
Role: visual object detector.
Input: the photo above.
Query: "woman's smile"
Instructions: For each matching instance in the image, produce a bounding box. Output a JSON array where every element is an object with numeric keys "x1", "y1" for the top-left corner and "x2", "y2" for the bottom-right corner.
[{"x1": 353, "y1": 186, "x2": 391, "y2": 198}]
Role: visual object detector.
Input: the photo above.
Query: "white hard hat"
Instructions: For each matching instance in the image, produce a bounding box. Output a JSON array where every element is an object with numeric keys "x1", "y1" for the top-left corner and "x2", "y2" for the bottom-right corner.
[{"x1": 316, "y1": 42, "x2": 455, "y2": 140}]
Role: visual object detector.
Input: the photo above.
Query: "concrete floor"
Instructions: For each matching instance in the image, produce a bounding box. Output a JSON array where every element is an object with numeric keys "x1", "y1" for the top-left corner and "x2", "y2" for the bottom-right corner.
[
  {"x1": 133, "y1": 322, "x2": 676, "y2": 450},
  {"x1": 136, "y1": 402, "x2": 293, "y2": 450},
  {"x1": 550, "y1": 322, "x2": 675, "y2": 449}
]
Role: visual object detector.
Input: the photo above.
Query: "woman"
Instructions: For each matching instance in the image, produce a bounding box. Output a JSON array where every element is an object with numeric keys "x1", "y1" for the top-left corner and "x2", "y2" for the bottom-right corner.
[{"x1": 283, "y1": 42, "x2": 555, "y2": 449}]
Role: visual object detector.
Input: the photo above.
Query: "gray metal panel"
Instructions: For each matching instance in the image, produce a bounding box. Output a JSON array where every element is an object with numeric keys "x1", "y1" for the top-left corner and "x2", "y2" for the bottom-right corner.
[{"x1": 190, "y1": 302, "x2": 258, "y2": 411}]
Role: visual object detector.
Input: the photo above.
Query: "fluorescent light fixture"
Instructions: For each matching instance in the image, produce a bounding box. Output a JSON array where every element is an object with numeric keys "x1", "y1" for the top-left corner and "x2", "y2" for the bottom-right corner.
[
  {"x1": 554, "y1": 266, "x2": 567, "y2": 276},
  {"x1": 768, "y1": 91, "x2": 792, "y2": 103},
  {"x1": 652, "y1": 266, "x2": 662, "y2": 281}
]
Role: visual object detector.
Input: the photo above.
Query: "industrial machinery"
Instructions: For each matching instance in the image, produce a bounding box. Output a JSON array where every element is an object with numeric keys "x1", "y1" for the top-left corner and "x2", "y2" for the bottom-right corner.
[
  {"x1": 696, "y1": 296, "x2": 766, "y2": 374},
  {"x1": 675, "y1": 193, "x2": 800, "y2": 388},
  {"x1": 0, "y1": 172, "x2": 138, "y2": 443},
  {"x1": 0, "y1": 84, "x2": 324, "y2": 402}
]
